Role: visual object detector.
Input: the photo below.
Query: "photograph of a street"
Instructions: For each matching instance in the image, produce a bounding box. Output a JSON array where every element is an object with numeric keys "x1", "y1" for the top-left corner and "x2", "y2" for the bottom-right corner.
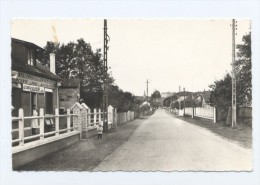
[{"x1": 10, "y1": 19, "x2": 252, "y2": 171}]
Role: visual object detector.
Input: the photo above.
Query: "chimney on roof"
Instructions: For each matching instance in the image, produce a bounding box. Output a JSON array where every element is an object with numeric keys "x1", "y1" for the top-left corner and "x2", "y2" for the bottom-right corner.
[{"x1": 50, "y1": 53, "x2": 56, "y2": 74}]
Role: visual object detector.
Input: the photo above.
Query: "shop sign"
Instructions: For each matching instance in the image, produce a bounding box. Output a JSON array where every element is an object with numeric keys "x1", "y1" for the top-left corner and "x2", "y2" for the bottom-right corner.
[
  {"x1": 23, "y1": 84, "x2": 45, "y2": 93},
  {"x1": 12, "y1": 71, "x2": 56, "y2": 89}
]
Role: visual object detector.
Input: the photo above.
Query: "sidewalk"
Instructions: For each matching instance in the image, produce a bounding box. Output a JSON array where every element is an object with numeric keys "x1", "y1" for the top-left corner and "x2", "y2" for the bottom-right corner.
[
  {"x1": 170, "y1": 114, "x2": 252, "y2": 149},
  {"x1": 17, "y1": 116, "x2": 150, "y2": 171}
]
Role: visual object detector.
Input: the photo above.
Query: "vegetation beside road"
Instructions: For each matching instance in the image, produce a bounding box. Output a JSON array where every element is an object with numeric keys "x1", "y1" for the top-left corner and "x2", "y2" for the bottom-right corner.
[{"x1": 173, "y1": 115, "x2": 252, "y2": 149}]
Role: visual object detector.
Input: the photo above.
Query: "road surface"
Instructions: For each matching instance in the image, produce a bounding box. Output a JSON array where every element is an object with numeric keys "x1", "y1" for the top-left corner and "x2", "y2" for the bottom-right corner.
[{"x1": 94, "y1": 109, "x2": 252, "y2": 171}]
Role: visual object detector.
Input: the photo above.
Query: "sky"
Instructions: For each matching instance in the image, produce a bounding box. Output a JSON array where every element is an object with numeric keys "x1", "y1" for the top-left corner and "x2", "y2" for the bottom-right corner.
[{"x1": 11, "y1": 19, "x2": 250, "y2": 96}]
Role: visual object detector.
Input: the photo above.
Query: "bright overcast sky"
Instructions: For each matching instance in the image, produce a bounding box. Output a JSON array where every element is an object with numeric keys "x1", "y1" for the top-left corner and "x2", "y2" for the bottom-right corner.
[{"x1": 11, "y1": 19, "x2": 250, "y2": 96}]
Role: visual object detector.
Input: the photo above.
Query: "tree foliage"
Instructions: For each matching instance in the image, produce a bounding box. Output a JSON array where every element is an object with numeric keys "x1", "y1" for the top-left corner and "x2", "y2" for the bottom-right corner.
[
  {"x1": 39, "y1": 39, "x2": 137, "y2": 111},
  {"x1": 235, "y1": 33, "x2": 252, "y2": 104},
  {"x1": 150, "y1": 90, "x2": 161, "y2": 108},
  {"x1": 151, "y1": 90, "x2": 161, "y2": 99},
  {"x1": 209, "y1": 32, "x2": 252, "y2": 111},
  {"x1": 209, "y1": 73, "x2": 232, "y2": 110}
]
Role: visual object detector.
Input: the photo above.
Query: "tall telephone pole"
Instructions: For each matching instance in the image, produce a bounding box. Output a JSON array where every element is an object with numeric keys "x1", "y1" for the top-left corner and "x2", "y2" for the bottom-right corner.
[
  {"x1": 231, "y1": 19, "x2": 237, "y2": 127},
  {"x1": 146, "y1": 79, "x2": 149, "y2": 100},
  {"x1": 183, "y1": 87, "x2": 186, "y2": 115},
  {"x1": 103, "y1": 19, "x2": 109, "y2": 132}
]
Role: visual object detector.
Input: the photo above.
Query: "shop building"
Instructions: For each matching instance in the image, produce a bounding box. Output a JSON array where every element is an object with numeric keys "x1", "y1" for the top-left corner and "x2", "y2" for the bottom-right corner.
[{"x1": 11, "y1": 38, "x2": 62, "y2": 118}]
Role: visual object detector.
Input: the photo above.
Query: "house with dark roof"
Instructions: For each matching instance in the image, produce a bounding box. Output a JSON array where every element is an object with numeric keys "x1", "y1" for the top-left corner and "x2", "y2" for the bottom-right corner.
[
  {"x1": 11, "y1": 38, "x2": 62, "y2": 118},
  {"x1": 172, "y1": 91, "x2": 211, "y2": 108},
  {"x1": 194, "y1": 91, "x2": 211, "y2": 107}
]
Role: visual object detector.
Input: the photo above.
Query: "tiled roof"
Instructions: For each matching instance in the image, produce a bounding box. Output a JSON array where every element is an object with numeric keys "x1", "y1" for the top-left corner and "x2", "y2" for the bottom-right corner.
[
  {"x1": 12, "y1": 38, "x2": 43, "y2": 50},
  {"x1": 12, "y1": 58, "x2": 62, "y2": 81}
]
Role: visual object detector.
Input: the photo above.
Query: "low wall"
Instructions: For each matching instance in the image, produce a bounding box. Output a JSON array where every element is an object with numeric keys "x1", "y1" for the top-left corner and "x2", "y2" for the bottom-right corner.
[
  {"x1": 13, "y1": 131, "x2": 80, "y2": 170},
  {"x1": 81, "y1": 128, "x2": 97, "y2": 139}
]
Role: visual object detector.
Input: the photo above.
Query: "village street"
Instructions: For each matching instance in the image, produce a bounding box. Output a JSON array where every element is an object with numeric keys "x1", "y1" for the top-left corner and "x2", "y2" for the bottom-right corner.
[{"x1": 94, "y1": 108, "x2": 252, "y2": 171}]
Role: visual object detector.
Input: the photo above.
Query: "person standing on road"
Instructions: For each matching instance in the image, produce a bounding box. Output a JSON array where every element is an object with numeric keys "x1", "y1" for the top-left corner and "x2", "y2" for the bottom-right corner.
[
  {"x1": 31, "y1": 105, "x2": 39, "y2": 135},
  {"x1": 97, "y1": 124, "x2": 103, "y2": 140}
]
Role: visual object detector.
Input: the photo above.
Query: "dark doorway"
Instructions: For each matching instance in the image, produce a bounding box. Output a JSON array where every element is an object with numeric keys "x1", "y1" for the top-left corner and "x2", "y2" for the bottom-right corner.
[{"x1": 45, "y1": 92, "x2": 53, "y2": 114}]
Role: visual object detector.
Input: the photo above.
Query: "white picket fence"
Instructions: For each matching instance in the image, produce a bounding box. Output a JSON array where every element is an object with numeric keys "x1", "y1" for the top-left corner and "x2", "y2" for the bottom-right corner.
[
  {"x1": 12, "y1": 108, "x2": 78, "y2": 147},
  {"x1": 168, "y1": 106, "x2": 216, "y2": 123},
  {"x1": 194, "y1": 107, "x2": 215, "y2": 120},
  {"x1": 12, "y1": 104, "x2": 136, "y2": 147},
  {"x1": 117, "y1": 111, "x2": 135, "y2": 125},
  {"x1": 185, "y1": 107, "x2": 193, "y2": 116}
]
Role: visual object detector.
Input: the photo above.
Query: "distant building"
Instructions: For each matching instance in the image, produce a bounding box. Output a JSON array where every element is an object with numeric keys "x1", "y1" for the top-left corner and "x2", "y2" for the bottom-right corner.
[
  {"x1": 161, "y1": 92, "x2": 174, "y2": 98},
  {"x1": 59, "y1": 79, "x2": 81, "y2": 113},
  {"x1": 194, "y1": 91, "x2": 211, "y2": 107},
  {"x1": 173, "y1": 90, "x2": 211, "y2": 108}
]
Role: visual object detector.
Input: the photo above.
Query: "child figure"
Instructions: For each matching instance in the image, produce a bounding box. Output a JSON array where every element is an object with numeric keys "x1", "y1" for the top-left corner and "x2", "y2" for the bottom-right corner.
[{"x1": 97, "y1": 124, "x2": 103, "y2": 140}]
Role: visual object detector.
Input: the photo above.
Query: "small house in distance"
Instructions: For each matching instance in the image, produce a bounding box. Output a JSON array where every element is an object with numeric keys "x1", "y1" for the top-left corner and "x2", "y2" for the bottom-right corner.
[
  {"x1": 59, "y1": 79, "x2": 81, "y2": 113},
  {"x1": 194, "y1": 91, "x2": 211, "y2": 108}
]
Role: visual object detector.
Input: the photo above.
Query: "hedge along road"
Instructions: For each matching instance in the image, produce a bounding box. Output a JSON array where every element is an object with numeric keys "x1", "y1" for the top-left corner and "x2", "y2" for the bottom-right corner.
[{"x1": 94, "y1": 108, "x2": 252, "y2": 171}]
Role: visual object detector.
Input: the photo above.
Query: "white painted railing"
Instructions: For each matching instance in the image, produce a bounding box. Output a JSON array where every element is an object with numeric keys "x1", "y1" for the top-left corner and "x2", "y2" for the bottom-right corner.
[
  {"x1": 117, "y1": 111, "x2": 135, "y2": 125},
  {"x1": 167, "y1": 106, "x2": 216, "y2": 123},
  {"x1": 179, "y1": 109, "x2": 184, "y2": 116},
  {"x1": 185, "y1": 107, "x2": 193, "y2": 116},
  {"x1": 12, "y1": 108, "x2": 78, "y2": 146},
  {"x1": 194, "y1": 107, "x2": 215, "y2": 120},
  {"x1": 86, "y1": 108, "x2": 104, "y2": 128},
  {"x1": 12, "y1": 104, "x2": 137, "y2": 146}
]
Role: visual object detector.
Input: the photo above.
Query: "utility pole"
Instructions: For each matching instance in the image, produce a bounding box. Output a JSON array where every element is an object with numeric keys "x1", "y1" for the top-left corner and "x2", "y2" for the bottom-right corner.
[
  {"x1": 231, "y1": 19, "x2": 237, "y2": 128},
  {"x1": 103, "y1": 19, "x2": 109, "y2": 132},
  {"x1": 178, "y1": 86, "x2": 181, "y2": 110},
  {"x1": 183, "y1": 87, "x2": 186, "y2": 115},
  {"x1": 146, "y1": 79, "x2": 149, "y2": 101}
]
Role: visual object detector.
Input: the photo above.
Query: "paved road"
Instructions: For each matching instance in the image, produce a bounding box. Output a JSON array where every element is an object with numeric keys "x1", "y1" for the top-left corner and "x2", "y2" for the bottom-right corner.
[{"x1": 94, "y1": 109, "x2": 252, "y2": 171}]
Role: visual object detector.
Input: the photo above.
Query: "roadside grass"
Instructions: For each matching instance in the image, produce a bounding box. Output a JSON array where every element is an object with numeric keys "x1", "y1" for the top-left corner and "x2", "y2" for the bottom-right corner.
[
  {"x1": 17, "y1": 117, "x2": 149, "y2": 171},
  {"x1": 173, "y1": 115, "x2": 252, "y2": 149}
]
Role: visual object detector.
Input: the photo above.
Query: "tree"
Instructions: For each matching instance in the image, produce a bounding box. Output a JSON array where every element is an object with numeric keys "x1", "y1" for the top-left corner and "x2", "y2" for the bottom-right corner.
[
  {"x1": 151, "y1": 90, "x2": 161, "y2": 108},
  {"x1": 151, "y1": 90, "x2": 161, "y2": 99},
  {"x1": 209, "y1": 32, "x2": 251, "y2": 114},
  {"x1": 38, "y1": 39, "x2": 114, "y2": 108},
  {"x1": 235, "y1": 33, "x2": 252, "y2": 105},
  {"x1": 209, "y1": 73, "x2": 232, "y2": 111},
  {"x1": 38, "y1": 39, "x2": 140, "y2": 111}
]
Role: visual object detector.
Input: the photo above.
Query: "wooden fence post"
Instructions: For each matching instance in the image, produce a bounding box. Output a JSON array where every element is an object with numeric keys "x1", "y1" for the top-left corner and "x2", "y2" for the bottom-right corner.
[
  {"x1": 94, "y1": 109, "x2": 97, "y2": 126},
  {"x1": 55, "y1": 108, "x2": 59, "y2": 136},
  {"x1": 67, "y1": 109, "x2": 71, "y2": 132},
  {"x1": 213, "y1": 107, "x2": 216, "y2": 123},
  {"x1": 39, "y1": 108, "x2": 44, "y2": 140},
  {"x1": 99, "y1": 109, "x2": 102, "y2": 123},
  {"x1": 87, "y1": 108, "x2": 91, "y2": 127},
  {"x1": 18, "y1": 108, "x2": 24, "y2": 146}
]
